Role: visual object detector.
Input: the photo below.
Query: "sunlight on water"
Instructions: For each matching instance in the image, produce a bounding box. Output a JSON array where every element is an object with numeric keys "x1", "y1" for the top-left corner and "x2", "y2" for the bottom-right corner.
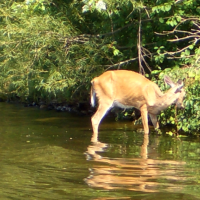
[{"x1": 0, "y1": 103, "x2": 200, "y2": 200}]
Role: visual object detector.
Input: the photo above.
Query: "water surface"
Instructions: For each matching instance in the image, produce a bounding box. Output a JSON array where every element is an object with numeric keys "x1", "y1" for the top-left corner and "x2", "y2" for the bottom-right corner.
[{"x1": 0, "y1": 103, "x2": 200, "y2": 200}]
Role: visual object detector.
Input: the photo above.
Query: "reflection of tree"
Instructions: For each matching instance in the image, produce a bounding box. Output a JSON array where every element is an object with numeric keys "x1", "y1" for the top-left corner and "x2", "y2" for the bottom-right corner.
[{"x1": 85, "y1": 134, "x2": 186, "y2": 192}]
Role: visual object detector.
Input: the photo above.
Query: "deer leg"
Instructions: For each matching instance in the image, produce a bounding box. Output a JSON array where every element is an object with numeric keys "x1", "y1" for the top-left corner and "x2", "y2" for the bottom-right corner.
[
  {"x1": 140, "y1": 104, "x2": 149, "y2": 134},
  {"x1": 149, "y1": 113, "x2": 162, "y2": 134},
  {"x1": 91, "y1": 102, "x2": 113, "y2": 135},
  {"x1": 149, "y1": 114, "x2": 159, "y2": 129}
]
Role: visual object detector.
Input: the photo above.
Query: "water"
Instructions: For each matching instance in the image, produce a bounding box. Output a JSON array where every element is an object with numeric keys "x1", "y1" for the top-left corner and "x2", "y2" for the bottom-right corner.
[{"x1": 0, "y1": 103, "x2": 200, "y2": 200}]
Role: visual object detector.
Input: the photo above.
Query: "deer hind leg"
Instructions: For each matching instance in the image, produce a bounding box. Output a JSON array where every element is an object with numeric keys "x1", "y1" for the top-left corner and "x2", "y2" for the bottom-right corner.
[
  {"x1": 91, "y1": 100, "x2": 113, "y2": 135},
  {"x1": 149, "y1": 114, "x2": 159, "y2": 129},
  {"x1": 140, "y1": 104, "x2": 149, "y2": 134}
]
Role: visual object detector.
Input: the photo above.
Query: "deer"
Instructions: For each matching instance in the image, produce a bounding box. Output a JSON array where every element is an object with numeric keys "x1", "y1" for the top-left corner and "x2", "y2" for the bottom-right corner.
[{"x1": 90, "y1": 70, "x2": 185, "y2": 139}]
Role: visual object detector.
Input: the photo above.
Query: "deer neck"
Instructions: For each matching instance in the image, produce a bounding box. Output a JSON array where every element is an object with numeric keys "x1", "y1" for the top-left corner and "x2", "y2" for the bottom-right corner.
[{"x1": 151, "y1": 87, "x2": 179, "y2": 114}]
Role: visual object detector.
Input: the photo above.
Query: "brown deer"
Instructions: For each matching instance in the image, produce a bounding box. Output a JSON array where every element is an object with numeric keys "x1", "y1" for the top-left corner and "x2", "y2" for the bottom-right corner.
[{"x1": 90, "y1": 70, "x2": 185, "y2": 138}]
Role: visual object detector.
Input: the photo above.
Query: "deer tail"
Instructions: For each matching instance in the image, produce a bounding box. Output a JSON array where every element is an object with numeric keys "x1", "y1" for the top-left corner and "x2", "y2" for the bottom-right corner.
[{"x1": 90, "y1": 81, "x2": 96, "y2": 107}]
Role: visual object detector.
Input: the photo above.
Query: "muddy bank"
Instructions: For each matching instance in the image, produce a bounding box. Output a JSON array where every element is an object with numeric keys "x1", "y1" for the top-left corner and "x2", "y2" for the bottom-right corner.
[
  {"x1": 3, "y1": 96, "x2": 140, "y2": 122},
  {"x1": 23, "y1": 100, "x2": 94, "y2": 116}
]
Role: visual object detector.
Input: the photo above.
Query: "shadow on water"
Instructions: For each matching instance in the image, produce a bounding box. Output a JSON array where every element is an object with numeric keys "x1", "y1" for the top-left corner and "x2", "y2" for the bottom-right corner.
[{"x1": 0, "y1": 103, "x2": 200, "y2": 199}]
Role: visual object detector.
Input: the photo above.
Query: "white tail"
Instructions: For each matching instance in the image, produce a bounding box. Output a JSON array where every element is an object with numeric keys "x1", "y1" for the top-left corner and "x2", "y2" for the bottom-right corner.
[
  {"x1": 90, "y1": 70, "x2": 185, "y2": 137},
  {"x1": 90, "y1": 83, "x2": 96, "y2": 107}
]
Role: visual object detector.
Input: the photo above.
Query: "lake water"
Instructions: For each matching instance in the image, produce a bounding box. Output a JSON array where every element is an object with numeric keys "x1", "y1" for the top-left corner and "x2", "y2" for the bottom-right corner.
[{"x1": 0, "y1": 103, "x2": 200, "y2": 200}]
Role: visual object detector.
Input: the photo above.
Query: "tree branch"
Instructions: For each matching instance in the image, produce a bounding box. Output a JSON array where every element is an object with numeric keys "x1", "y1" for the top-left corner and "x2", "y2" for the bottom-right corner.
[
  {"x1": 104, "y1": 57, "x2": 139, "y2": 70},
  {"x1": 154, "y1": 17, "x2": 200, "y2": 61},
  {"x1": 137, "y1": 10, "x2": 144, "y2": 74},
  {"x1": 168, "y1": 35, "x2": 200, "y2": 42},
  {"x1": 137, "y1": 9, "x2": 151, "y2": 74}
]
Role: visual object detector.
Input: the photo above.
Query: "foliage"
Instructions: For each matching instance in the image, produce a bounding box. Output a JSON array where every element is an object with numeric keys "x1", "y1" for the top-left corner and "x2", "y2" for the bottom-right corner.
[
  {"x1": 0, "y1": 0, "x2": 74, "y2": 100},
  {"x1": 0, "y1": 0, "x2": 117, "y2": 101}
]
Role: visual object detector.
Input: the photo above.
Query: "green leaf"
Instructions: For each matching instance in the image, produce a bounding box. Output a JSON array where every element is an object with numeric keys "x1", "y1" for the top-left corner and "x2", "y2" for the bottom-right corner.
[
  {"x1": 151, "y1": 70, "x2": 161, "y2": 75},
  {"x1": 185, "y1": 49, "x2": 190, "y2": 56},
  {"x1": 159, "y1": 18, "x2": 164, "y2": 23},
  {"x1": 113, "y1": 49, "x2": 120, "y2": 56},
  {"x1": 188, "y1": 71, "x2": 196, "y2": 78},
  {"x1": 82, "y1": 5, "x2": 89, "y2": 13},
  {"x1": 152, "y1": 7, "x2": 158, "y2": 13},
  {"x1": 189, "y1": 45, "x2": 194, "y2": 50},
  {"x1": 177, "y1": 135, "x2": 188, "y2": 138},
  {"x1": 41, "y1": 5, "x2": 45, "y2": 11},
  {"x1": 164, "y1": 4, "x2": 171, "y2": 12},
  {"x1": 166, "y1": 131, "x2": 173, "y2": 136}
]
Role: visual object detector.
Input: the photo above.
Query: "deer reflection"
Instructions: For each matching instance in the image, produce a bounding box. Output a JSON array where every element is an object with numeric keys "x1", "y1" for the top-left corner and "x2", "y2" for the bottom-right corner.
[{"x1": 85, "y1": 133, "x2": 186, "y2": 192}]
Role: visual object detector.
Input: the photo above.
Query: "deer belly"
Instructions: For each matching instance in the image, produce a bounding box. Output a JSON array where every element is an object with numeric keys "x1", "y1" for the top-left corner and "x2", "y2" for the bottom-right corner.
[{"x1": 113, "y1": 100, "x2": 140, "y2": 109}]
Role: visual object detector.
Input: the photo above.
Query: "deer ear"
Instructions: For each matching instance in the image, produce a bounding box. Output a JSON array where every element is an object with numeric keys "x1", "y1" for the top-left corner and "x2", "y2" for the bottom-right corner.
[{"x1": 164, "y1": 76, "x2": 175, "y2": 88}]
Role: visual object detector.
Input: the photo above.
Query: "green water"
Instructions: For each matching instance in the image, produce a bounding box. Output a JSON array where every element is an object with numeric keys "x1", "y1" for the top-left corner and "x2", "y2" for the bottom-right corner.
[{"x1": 0, "y1": 103, "x2": 200, "y2": 200}]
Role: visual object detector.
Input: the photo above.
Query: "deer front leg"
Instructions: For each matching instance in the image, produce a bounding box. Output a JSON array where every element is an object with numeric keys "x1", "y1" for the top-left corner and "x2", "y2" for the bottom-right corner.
[
  {"x1": 149, "y1": 114, "x2": 162, "y2": 134},
  {"x1": 140, "y1": 104, "x2": 149, "y2": 134},
  {"x1": 149, "y1": 114, "x2": 159, "y2": 129}
]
